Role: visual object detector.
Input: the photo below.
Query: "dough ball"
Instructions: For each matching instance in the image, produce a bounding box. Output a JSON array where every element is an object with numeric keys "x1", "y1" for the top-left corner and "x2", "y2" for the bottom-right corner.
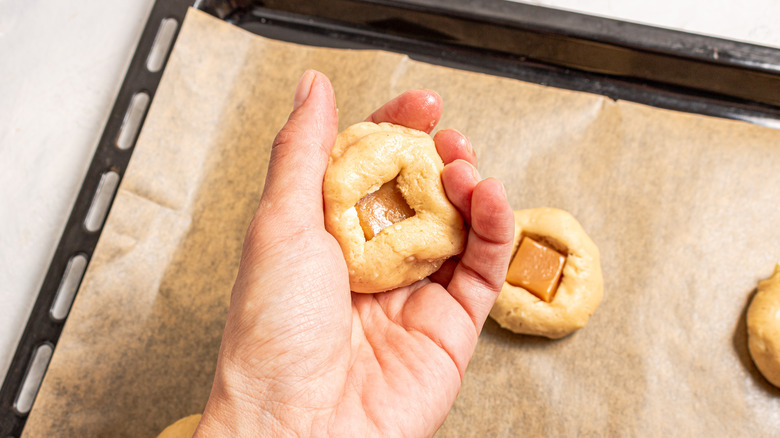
[
  {"x1": 747, "y1": 264, "x2": 780, "y2": 387},
  {"x1": 157, "y1": 414, "x2": 202, "y2": 438},
  {"x1": 490, "y1": 208, "x2": 603, "y2": 339},
  {"x1": 324, "y1": 122, "x2": 465, "y2": 293}
]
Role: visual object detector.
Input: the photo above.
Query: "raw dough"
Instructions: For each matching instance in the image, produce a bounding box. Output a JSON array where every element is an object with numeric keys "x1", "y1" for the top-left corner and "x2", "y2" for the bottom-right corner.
[
  {"x1": 324, "y1": 122, "x2": 465, "y2": 293},
  {"x1": 490, "y1": 208, "x2": 603, "y2": 339},
  {"x1": 747, "y1": 263, "x2": 780, "y2": 387},
  {"x1": 157, "y1": 414, "x2": 202, "y2": 438}
]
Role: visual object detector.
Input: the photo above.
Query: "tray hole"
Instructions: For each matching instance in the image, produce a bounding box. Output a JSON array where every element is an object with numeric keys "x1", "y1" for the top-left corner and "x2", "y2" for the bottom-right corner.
[
  {"x1": 115, "y1": 92, "x2": 150, "y2": 150},
  {"x1": 50, "y1": 254, "x2": 88, "y2": 321},
  {"x1": 84, "y1": 171, "x2": 120, "y2": 232},
  {"x1": 146, "y1": 18, "x2": 178, "y2": 73},
  {"x1": 13, "y1": 344, "x2": 53, "y2": 415}
]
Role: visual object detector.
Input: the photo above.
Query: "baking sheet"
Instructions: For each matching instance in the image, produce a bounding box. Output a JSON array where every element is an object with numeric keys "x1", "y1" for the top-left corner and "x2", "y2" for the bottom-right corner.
[{"x1": 24, "y1": 8, "x2": 780, "y2": 437}]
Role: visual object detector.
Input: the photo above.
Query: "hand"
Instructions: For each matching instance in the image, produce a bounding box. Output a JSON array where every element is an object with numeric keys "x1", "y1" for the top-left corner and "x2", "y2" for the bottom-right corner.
[{"x1": 195, "y1": 70, "x2": 514, "y2": 437}]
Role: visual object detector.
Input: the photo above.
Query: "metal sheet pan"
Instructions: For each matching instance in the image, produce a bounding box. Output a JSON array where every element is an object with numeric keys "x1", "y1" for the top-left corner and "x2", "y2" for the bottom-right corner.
[{"x1": 2, "y1": 0, "x2": 778, "y2": 435}]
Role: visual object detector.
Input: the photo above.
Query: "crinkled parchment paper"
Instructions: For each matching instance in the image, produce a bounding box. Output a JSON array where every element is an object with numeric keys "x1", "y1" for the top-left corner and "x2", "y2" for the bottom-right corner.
[{"x1": 24, "y1": 8, "x2": 780, "y2": 437}]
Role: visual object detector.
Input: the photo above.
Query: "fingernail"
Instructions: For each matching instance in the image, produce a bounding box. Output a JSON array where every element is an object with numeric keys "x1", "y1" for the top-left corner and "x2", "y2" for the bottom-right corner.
[
  {"x1": 485, "y1": 177, "x2": 506, "y2": 197},
  {"x1": 464, "y1": 137, "x2": 473, "y2": 155},
  {"x1": 498, "y1": 180, "x2": 508, "y2": 198},
  {"x1": 293, "y1": 70, "x2": 316, "y2": 110},
  {"x1": 453, "y1": 129, "x2": 473, "y2": 154},
  {"x1": 467, "y1": 161, "x2": 480, "y2": 181}
]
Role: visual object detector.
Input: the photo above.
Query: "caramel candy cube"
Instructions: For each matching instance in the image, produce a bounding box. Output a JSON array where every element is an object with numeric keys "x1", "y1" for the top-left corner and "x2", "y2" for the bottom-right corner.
[
  {"x1": 506, "y1": 236, "x2": 566, "y2": 302},
  {"x1": 356, "y1": 177, "x2": 415, "y2": 240}
]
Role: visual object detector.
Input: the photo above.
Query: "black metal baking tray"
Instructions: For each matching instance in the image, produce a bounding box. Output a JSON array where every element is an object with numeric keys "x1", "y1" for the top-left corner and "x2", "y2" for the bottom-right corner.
[{"x1": 2, "y1": 0, "x2": 779, "y2": 435}]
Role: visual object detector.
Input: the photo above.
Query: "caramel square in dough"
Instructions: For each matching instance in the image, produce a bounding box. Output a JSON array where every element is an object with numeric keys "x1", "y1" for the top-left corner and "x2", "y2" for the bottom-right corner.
[
  {"x1": 506, "y1": 236, "x2": 566, "y2": 302},
  {"x1": 356, "y1": 177, "x2": 415, "y2": 241}
]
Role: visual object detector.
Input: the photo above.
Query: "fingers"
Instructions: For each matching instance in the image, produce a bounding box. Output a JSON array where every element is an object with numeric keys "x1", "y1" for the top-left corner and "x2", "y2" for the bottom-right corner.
[
  {"x1": 259, "y1": 70, "x2": 338, "y2": 228},
  {"x1": 432, "y1": 132, "x2": 478, "y2": 287},
  {"x1": 441, "y1": 159, "x2": 480, "y2": 224},
  {"x1": 447, "y1": 178, "x2": 514, "y2": 332},
  {"x1": 366, "y1": 89, "x2": 442, "y2": 133},
  {"x1": 434, "y1": 129, "x2": 476, "y2": 166}
]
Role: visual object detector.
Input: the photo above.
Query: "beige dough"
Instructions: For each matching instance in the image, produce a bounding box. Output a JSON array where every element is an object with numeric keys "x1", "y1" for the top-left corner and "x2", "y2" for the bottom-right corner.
[
  {"x1": 490, "y1": 208, "x2": 603, "y2": 339},
  {"x1": 324, "y1": 122, "x2": 465, "y2": 293},
  {"x1": 747, "y1": 264, "x2": 780, "y2": 387},
  {"x1": 156, "y1": 414, "x2": 202, "y2": 438}
]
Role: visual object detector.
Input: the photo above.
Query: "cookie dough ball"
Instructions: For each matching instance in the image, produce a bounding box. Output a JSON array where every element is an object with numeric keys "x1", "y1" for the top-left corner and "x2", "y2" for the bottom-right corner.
[
  {"x1": 324, "y1": 122, "x2": 465, "y2": 293},
  {"x1": 157, "y1": 414, "x2": 202, "y2": 438},
  {"x1": 490, "y1": 208, "x2": 603, "y2": 339},
  {"x1": 747, "y1": 264, "x2": 780, "y2": 387}
]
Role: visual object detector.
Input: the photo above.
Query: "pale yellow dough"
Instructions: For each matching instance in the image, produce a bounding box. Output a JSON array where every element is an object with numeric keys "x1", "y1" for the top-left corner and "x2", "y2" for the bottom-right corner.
[
  {"x1": 324, "y1": 122, "x2": 466, "y2": 293},
  {"x1": 747, "y1": 264, "x2": 780, "y2": 387},
  {"x1": 157, "y1": 414, "x2": 202, "y2": 438},
  {"x1": 490, "y1": 208, "x2": 603, "y2": 339}
]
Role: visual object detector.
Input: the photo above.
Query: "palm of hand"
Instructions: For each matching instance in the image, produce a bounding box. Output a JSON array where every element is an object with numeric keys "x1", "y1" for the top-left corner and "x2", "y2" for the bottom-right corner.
[
  {"x1": 345, "y1": 282, "x2": 475, "y2": 436},
  {"x1": 228, "y1": 226, "x2": 475, "y2": 436}
]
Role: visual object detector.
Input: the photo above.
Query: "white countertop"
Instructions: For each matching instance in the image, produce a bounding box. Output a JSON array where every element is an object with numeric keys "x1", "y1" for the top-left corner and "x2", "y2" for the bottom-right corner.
[
  {"x1": 1, "y1": 0, "x2": 156, "y2": 384},
  {"x1": 1, "y1": 0, "x2": 779, "y2": 398},
  {"x1": 521, "y1": 0, "x2": 780, "y2": 48}
]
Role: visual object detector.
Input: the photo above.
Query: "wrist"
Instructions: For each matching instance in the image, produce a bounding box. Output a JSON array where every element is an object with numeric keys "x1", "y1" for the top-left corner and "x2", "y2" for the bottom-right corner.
[
  {"x1": 195, "y1": 356, "x2": 326, "y2": 437},
  {"x1": 194, "y1": 384, "x2": 293, "y2": 437}
]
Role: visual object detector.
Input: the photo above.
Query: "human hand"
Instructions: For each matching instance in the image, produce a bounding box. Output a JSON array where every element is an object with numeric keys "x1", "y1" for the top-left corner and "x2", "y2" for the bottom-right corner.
[{"x1": 195, "y1": 70, "x2": 514, "y2": 437}]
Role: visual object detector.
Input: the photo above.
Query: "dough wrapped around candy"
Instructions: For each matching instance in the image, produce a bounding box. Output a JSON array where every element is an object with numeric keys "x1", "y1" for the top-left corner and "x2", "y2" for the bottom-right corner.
[
  {"x1": 490, "y1": 208, "x2": 603, "y2": 339},
  {"x1": 156, "y1": 414, "x2": 201, "y2": 438},
  {"x1": 324, "y1": 122, "x2": 466, "y2": 293},
  {"x1": 747, "y1": 264, "x2": 780, "y2": 387}
]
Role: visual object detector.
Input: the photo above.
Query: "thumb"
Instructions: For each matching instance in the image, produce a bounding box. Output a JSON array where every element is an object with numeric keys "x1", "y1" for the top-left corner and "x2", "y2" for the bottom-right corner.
[{"x1": 259, "y1": 70, "x2": 338, "y2": 227}]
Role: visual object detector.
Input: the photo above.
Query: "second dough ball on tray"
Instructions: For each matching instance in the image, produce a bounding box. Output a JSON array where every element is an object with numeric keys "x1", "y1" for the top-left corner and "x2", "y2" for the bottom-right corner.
[
  {"x1": 490, "y1": 208, "x2": 603, "y2": 339},
  {"x1": 324, "y1": 122, "x2": 466, "y2": 293},
  {"x1": 747, "y1": 264, "x2": 780, "y2": 388}
]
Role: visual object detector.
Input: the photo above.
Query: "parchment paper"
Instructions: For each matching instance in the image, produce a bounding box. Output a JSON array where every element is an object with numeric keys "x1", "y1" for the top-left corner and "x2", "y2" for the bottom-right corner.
[{"x1": 24, "y1": 8, "x2": 780, "y2": 437}]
